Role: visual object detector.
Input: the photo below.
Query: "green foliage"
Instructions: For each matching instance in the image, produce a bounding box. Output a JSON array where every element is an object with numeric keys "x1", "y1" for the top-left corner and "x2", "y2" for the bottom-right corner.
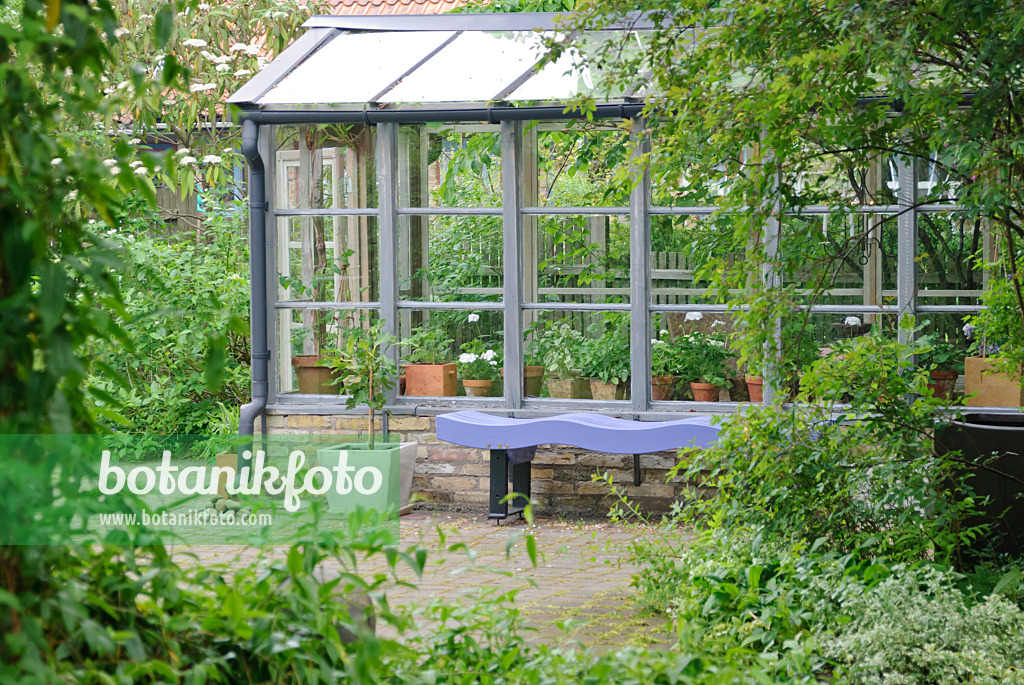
[
  {"x1": 673, "y1": 329, "x2": 981, "y2": 563},
  {"x1": 87, "y1": 192, "x2": 250, "y2": 434},
  {"x1": 675, "y1": 333, "x2": 731, "y2": 387},
  {"x1": 917, "y1": 333, "x2": 965, "y2": 373},
  {"x1": 402, "y1": 321, "x2": 455, "y2": 365},
  {"x1": 525, "y1": 320, "x2": 585, "y2": 378},
  {"x1": 578, "y1": 316, "x2": 630, "y2": 384}
]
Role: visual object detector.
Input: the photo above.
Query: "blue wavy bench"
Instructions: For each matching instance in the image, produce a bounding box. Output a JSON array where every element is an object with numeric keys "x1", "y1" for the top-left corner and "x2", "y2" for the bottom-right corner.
[{"x1": 435, "y1": 411, "x2": 722, "y2": 521}]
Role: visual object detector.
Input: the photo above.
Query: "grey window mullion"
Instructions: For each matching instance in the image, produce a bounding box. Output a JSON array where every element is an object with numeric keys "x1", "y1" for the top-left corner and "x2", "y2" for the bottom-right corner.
[
  {"x1": 762, "y1": 162, "x2": 783, "y2": 404},
  {"x1": 377, "y1": 123, "x2": 401, "y2": 406},
  {"x1": 502, "y1": 120, "x2": 524, "y2": 410},
  {"x1": 263, "y1": 124, "x2": 281, "y2": 404},
  {"x1": 897, "y1": 156, "x2": 919, "y2": 347},
  {"x1": 630, "y1": 117, "x2": 652, "y2": 413}
]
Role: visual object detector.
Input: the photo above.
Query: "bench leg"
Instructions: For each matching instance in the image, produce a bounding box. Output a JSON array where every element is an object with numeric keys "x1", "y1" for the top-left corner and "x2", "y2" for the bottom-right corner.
[
  {"x1": 489, "y1": 450, "x2": 509, "y2": 520},
  {"x1": 510, "y1": 459, "x2": 531, "y2": 514}
]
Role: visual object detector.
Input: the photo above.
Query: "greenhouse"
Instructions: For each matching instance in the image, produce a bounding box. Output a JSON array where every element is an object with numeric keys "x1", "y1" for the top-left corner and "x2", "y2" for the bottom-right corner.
[{"x1": 229, "y1": 12, "x2": 1002, "y2": 421}]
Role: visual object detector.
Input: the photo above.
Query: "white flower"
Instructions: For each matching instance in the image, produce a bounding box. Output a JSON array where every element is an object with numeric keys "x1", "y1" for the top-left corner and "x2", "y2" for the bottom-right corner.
[
  {"x1": 179, "y1": 156, "x2": 197, "y2": 165},
  {"x1": 659, "y1": 329, "x2": 669, "y2": 336},
  {"x1": 202, "y1": 154, "x2": 222, "y2": 164},
  {"x1": 66, "y1": 190, "x2": 78, "y2": 201},
  {"x1": 844, "y1": 316, "x2": 862, "y2": 326},
  {"x1": 651, "y1": 338, "x2": 665, "y2": 345},
  {"x1": 215, "y1": 64, "x2": 230, "y2": 72},
  {"x1": 490, "y1": 360, "x2": 498, "y2": 366},
  {"x1": 128, "y1": 138, "x2": 141, "y2": 145},
  {"x1": 109, "y1": 166, "x2": 121, "y2": 175},
  {"x1": 51, "y1": 158, "x2": 62, "y2": 165},
  {"x1": 117, "y1": 81, "x2": 129, "y2": 90},
  {"x1": 134, "y1": 167, "x2": 149, "y2": 176},
  {"x1": 189, "y1": 83, "x2": 217, "y2": 93},
  {"x1": 684, "y1": 311, "x2": 703, "y2": 321},
  {"x1": 467, "y1": 313, "x2": 480, "y2": 323},
  {"x1": 139, "y1": 14, "x2": 153, "y2": 20},
  {"x1": 200, "y1": 50, "x2": 215, "y2": 60},
  {"x1": 102, "y1": 158, "x2": 117, "y2": 167},
  {"x1": 129, "y1": 160, "x2": 144, "y2": 168},
  {"x1": 233, "y1": 69, "x2": 253, "y2": 77},
  {"x1": 709, "y1": 339, "x2": 726, "y2": 348},
  {"x1": 88, "y1": 219, "x2": 96, "y2": 224},
  {"x1": 711, "y1": 319, "x2": 725, "y2": 327},
  {"x1": 198, "y1": 3, "x2": 211, "y2": 9},
  {"x1": 481, "y1": 350, "x2": 496, "y2": 361},
  {"x1": 963, "y1": 323, "x2": 975, "y2": 339},
  {"x1": 113, "y1": 27, "x2": 129, "y2": 38},
  {"x1": 458, "y1": 353, "x2": 477, "y2": 364},
  {"x1": 174, "y1": 148, "x2": 191, "y2": 156},
  {"x1": 182, "y1": 39, "x2": 208, "y2": 48}
]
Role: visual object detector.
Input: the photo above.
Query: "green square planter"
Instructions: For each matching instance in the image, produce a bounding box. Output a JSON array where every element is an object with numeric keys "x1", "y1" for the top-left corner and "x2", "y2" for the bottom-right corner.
[{"x1": 317, "y1": 439, "x2": 402, "y2": 516}]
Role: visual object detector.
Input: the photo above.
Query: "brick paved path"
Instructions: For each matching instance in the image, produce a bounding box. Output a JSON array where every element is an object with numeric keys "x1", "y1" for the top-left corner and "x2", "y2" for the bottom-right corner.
[{"x1": 178, "y1": 512, "x2": 679, "y2": 652}]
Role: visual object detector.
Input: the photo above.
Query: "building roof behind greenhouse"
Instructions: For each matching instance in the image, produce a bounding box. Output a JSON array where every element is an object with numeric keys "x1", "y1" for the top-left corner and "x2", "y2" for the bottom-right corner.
[{"x1": 229, "y1": 12, "x2": 656, "y2": 122}]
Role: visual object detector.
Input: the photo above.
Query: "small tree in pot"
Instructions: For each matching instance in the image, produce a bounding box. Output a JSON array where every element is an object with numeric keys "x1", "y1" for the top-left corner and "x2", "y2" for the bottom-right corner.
[{"x1": 323, "y1": 321, "x2": 398, "y2": 449}]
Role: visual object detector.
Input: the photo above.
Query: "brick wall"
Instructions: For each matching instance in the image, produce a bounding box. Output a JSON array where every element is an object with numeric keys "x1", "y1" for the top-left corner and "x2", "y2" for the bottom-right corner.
[{"x1": 258, "y1": 411, "x2": 697, "y2": 517}]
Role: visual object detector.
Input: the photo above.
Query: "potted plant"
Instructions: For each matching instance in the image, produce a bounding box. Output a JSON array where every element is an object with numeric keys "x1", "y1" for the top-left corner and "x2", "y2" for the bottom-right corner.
[
  {"x1": 744, "y1": 364, "x2": 765, "y2": 403},
  {"x1": 323, "y1": 320, "x2": 399, "y2": 448},
  {"x1": 281, "y1": 271, "x2": 343, "y2": 395},
  {"x1": 650, "y1": 329, "x2": 681, "y2": 401},
  {"x1": 677, "y1": 333, "x2": 731, "y2": 402},
  {"x1": 527, "y1": 321, "x2": 590, "y2": 399},
  {"x1": 579, "y1": 321, "x2": 630, "y2": 400},
  {"x1": 918, "y1": 335, "x2": 963, "y2": 400},
  {"x1": 401, "y1": 322, "x2": 457, "y2": 397},
  {"x1": 457, "y1": 339, "x2": 502, "y2": 397}
]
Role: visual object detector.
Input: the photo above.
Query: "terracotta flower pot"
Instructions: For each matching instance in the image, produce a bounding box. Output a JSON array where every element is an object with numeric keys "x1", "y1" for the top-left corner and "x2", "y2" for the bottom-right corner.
[
  {"x1": 463, "y1": 379, "x2": 495, "y2": 397},
  {"x1": 292, "y1": 355, "x2": 339, "y2": 394},
  {"x1": 928, "y1": 369, "x2": 958, "y2": 400},
  {"x1": 746, "y1": 376, "x2": 764, "y2": 403},
  {"x1": 589, "y1": 378, "x2": 628, "y2": 400},
  {"x1": 651, "y1": 374, "x2": 677, "y2": 401},
  {"x1": 690, "y1": 382, "x2": 720, "y2": 402},
  {"x1": 404, "y1": 363, "x2": 457, "y2": 396}
]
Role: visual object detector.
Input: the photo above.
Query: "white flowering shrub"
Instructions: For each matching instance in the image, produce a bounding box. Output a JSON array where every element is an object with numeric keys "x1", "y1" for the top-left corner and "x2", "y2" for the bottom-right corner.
[{"x1": 824, "y1": 567, "x2": 1024, "y2": 684}]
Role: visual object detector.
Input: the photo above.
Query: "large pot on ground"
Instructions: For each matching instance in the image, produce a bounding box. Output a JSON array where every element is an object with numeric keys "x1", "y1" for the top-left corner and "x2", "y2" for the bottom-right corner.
[
  {"x1": 690, "y1": 382, "x2": 720, "y2": 402},
  {"x1": 928, "y1": 369, "x2": 958, "y2": 400},
  {"x1": 651, "y1": 375, "x2": 677, "y2": 401},
  {"x1": 317, "y1": 437, "x2": 417, "y2": 516},
  {"x1": 546, "y1": 376, "x2": 591, "y2": 399},
  {"x1": 292, "y1": 355, "x2": 339, "y2": 394},
  {"x1": 589, "y1": 379, "x2": 629, "y2": 400},
  {"x1": 746, "y1": 376, "x2": 764, "y2": 403},
  {"x1": 935, "y1": 413, "x2": 1024, "y2": 559},
  {"x1": 462, "y1": 379, "x2": 495, "y2": 397},
  {"x1": 501, "y1": 366, "x2": 545, "y2": 397},
  {"x1": 404, "y1": 363, "x2": 457, "y2": 397},
  {"x1": 965, "y1": 357, "x2": 1023, "y2": 407}
]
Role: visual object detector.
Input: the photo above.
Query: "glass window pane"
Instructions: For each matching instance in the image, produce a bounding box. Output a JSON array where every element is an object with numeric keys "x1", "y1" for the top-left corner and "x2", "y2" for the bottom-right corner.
[
  {"x1": 276, "y1": 215, "x2": 379, "y2": 304},
  {"x1": 398, "y1": 310, "x2": 504, "y2": 398},
  {"x1": 651, "y1": 215, "x2": 743, "y2": 305},
  {"x1": 259, "y1": 31, "x2": 457, "y2": 105},
  {"x1": 917, "y1": 210, "x2": 984, "y2": 296},
  {"x1": 530, "y1": 214, "x2": 629, "y2": 305},
  {"x1": 523, "y1": 310, "x2": 630, "y2": 401},
  {"x1": 398, "y1": 124, "x2": 502, "y2": 209},
  {"x1": 276, "y1": 308, "x2": 377, "y2": 396},
  {"x1": 535, "y1": 125, "x2": 630, "y2": 207},
  {"x1": 275, "y1": 124, "x2": 377, "y2": 210}
]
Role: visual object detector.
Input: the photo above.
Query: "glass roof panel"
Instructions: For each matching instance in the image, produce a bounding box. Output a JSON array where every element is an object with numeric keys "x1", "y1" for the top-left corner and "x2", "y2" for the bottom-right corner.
[
  {"x1": 258, "y1": 31, "x2": 457, "y2": 105},
  {"x1": 381, "y1": 31, "x2": 555, "y2": 104},
  {"x1": 509, "y1": 30, "x2": 651, "y2": 102}
]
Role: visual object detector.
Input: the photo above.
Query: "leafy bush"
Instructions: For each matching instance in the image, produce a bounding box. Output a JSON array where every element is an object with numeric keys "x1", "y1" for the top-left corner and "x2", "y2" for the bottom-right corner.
[
  {"x1": 87, "y1": 193, "x2": 250, "y2": 435},
  {"x1": 672, "y1": 330, "x2": 981, "y2": 563}
]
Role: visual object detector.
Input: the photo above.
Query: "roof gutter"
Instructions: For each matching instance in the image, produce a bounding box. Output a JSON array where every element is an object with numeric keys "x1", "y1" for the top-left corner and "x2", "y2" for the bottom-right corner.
[
  {"x1": 238, "y1": 119, "x2": 269, "y2": 452},
  {"x1": 233, "y1": 103, "x2": 646, "y2": 125}
]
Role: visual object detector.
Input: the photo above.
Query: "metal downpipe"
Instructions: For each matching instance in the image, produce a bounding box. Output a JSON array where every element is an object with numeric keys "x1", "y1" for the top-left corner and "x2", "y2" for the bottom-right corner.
[{"x1": 239, "y1": 119, "x2": 269, "y2": 443}]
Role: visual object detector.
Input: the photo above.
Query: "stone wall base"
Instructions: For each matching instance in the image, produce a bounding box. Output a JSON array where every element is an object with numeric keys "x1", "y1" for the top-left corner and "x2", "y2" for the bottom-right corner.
[{"x1": 257, "y1": 412, "x2": 703, "y2": 517}]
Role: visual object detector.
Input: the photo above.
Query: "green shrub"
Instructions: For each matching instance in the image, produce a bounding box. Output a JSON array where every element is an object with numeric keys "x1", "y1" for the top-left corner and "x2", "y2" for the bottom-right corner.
[{"x1": 87, "y1": 193, "x2": 250, "y2": 435}]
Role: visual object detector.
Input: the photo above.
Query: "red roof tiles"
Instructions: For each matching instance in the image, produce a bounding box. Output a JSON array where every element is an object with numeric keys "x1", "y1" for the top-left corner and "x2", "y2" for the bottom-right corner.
[{"x1": 329, "y1": 0, "x2": 473, "y2": 16}]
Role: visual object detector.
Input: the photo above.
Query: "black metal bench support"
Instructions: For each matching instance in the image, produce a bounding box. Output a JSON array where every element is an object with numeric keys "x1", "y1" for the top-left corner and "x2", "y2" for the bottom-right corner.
[{"x1": 488, "y1": 449, "x2": 533, "y2": 522}]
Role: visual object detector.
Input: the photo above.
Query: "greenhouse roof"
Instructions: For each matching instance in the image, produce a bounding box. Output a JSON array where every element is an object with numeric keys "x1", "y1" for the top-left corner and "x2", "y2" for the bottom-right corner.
[{"x1": 229, "y1": 12, "x2": 655, "y2": 123}]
